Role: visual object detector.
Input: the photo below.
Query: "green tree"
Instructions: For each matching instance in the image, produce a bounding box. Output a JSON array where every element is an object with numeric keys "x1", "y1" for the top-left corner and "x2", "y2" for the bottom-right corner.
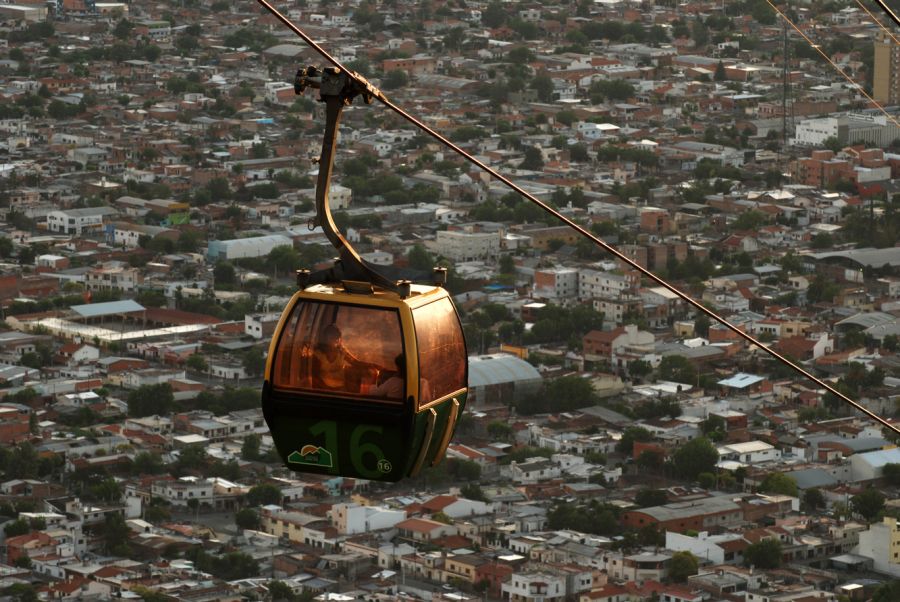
[
  {"x1": 7, "y1": 443, "x2": 38, "y2": 479},
  {"x1": 132, "y1": 452, "x2": 165, "y2": 476},
  {"x1": 175, "y1": 445, "x2": 209, "y2": 474},
  {"x1": 714, "y1": 60, "x2": 727, "y2": 81},
  {"x1": 3, "y1": 583, "x2": 39, "y2": 602},
  {"x1": 482, "y1": 1, "x2": 507, "y2": 27},
  {"x1": 4, "y1": 518, "x2": 30, "y2": 537},
  {"x1": 383, "y1": 69, "x2": 409, "y2": 90},
  {"x1": 460, "y1": 483, "x2": 489, "y2": 503},
  {"x1": 520, "y1": 146, "x2": 544, "y2": 171},
  {"x1": 487, "y1": 421, "x2": 513, "y2": 442},
  {"x1": 872, "y1": 580, "x2": 900, "y2": 602},
  {"x1": 267, "y1": 245, "x2": 300, "y2": 278},
  {"x1": 267, "y1": 581, "x2": 297, "y2": 602},
  {"x1": 658, "y1": 355, "x2": 696, "y2": 385},
  {"x1": 242, "y1": 348, "x2": 265, "y2": 377},
  {"x1": 13, "y1": 556, "x2": 32, "y2": 569},
  {"x1": 635, "y1": 489, "x2": 668, "y2": 508},
  {"x1": 701, "y1": 415, "x2": 726, "y2": 441},
  {"x1": 186, "y1": 353, "x2": 208, "y2": 373},
  {"x1": 803, "y1": 488, "x2": 825, "y2": 510},
  {"x1": 616, "y1": 426, "x2": 653, "y2": 455},
  {"x1": 668, "y1": 551, "x2": 699, "y2": 582},
  {"x1": 743, "y1": 538, "x2": 782, "y2": 569},
  {"x1": 627, "y1": 359, "x2": 652, "y2": 380},
  {"x1": 823, "y1": 136, "x2": 842, "y2": 153},
  {"x1": 851, "y1": 488, "x2": 885, "y2": 522},
  {"x1": 673, "y1": 437, "x2": 719, "y2": 481},
  {"x1": 235, "y1": 508, "x2": 260, "y2": 530},
  {"x1": 90, "y1": 478, "x2": 122, "y2": 503},
  {"x1": 407, "y1": 244, "x2": 434, "y2": 271},
  {"x1": 758, "y1": 473, "x2": 798, "y2": 497},
  {"x1": 104, "y1": 513, "x2": 131, "y2": 556},
  {"x1": 241, "y1": 433, "x2": 262, "y2": 461},
  {"x1": 127, "y1": 384, "x2": 175, "y2": 418},
  {"x1": 883, "y1": 463, "x2": 900, "y2": 486},
  {"x1": 246, "y1": 483, "x2": 282, "y2": 507},
  {"x1": 143, "y1": 501, "x2": 171, "y2": 524},
  {"x1": 213, "y1": 262, "x2": 236, "y2": 286}
]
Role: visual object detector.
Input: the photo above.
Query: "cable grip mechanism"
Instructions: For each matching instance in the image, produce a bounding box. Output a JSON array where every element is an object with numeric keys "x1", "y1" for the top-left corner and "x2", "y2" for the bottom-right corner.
[{"x1": 295, "y1": 65, "x2": 378, "y2": 105}]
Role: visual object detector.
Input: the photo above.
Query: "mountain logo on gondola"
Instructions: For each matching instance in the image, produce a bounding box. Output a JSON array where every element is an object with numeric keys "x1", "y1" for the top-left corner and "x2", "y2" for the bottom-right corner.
[{"x1": 287, "y1": 445, "x2": 333, "y2": 468}]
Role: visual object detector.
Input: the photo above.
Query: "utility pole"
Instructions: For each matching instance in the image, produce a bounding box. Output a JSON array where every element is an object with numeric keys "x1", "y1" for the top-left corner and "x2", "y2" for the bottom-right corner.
[{"x1": 782, "y1": 17, "x2": 789, "y2": 147}]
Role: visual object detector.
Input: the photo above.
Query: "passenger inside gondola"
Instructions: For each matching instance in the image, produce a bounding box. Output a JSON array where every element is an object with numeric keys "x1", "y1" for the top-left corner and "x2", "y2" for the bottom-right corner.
[
  {"x1": 312, "y1": 324, "x2": 378, "y2": 392},
  {"x1": 368, "y1": 353, "x2": 405, "y2": 400}
]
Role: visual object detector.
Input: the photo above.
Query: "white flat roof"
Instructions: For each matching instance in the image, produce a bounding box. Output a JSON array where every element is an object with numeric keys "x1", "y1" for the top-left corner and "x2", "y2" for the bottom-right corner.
[
  {"x1": 36, "y1": 317, "x2": 211, "y2": 343},
  {"x1": 719, "y1": 440, "x2": 773, "y2": 454}
]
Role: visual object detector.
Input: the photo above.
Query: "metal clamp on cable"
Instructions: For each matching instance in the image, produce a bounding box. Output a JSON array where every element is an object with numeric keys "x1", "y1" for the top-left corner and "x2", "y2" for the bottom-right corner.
[{"x1": 295, "y1": 65, "x2": 377, "y2": 106}]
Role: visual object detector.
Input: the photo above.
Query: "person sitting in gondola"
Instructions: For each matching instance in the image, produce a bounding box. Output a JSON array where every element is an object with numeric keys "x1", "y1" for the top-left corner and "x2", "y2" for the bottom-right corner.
[
  {"x1": 369, "y1": 354, "x2": 405, "y2": 400},
  {"x1": 312, "y1": 324, "x2": 377, "y2": 393}
]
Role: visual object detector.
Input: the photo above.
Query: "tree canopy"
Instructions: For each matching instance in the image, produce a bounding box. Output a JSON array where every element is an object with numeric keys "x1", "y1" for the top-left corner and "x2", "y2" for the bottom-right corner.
[{"x1": 673, "y1": 437, "x2": 719, "y2": 481}]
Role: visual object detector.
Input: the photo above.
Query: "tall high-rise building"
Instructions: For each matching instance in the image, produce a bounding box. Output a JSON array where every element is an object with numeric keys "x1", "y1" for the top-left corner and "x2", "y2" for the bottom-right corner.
[{"x1": 873, "y1": 30, "x2": 900, "y2": 105}]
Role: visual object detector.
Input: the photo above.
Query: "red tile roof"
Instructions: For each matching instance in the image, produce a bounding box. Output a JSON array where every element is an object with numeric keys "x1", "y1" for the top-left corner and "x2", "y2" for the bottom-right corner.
[
  {"x1": 396, "y1": 518, "x2": 446, "y2": 533},
  {"x1": 422, "y1": 495, "x2": 457, "y2": 513}
]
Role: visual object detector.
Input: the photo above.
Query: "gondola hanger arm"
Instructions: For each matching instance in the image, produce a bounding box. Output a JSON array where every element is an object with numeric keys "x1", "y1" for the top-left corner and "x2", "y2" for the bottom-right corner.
[{"x1": 254, "y1": 0, "x2": 900, "y2": 437}]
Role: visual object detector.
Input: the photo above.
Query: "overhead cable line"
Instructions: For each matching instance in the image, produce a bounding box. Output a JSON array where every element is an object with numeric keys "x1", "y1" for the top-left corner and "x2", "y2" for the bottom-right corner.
[
  {"x1": 765, "y1": 0, "x2": 900, "y2": 130},
  {"x1": 855, "y1": 0, "x2": 900, "y2": 46},
  {"x1": 253, "y1": 0, "x2": 900, "y2": 436},
  {"x1": 872, "y1": 0, "x2": 900, "y2": 29}
]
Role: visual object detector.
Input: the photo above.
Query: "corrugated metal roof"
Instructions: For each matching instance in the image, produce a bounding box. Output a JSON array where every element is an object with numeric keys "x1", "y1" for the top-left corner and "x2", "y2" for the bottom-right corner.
[
  {"x1": 836, "y1": 311, "x2": 895, "y2": 329},
  {"x1": 811, "y1": 247, "x2": 900, "y2": 268},
  {"x1": 71, "y1": 300, "x2": 145, "y2": 318},
  {"x1": 785, "y1": 468, "x2": 838, "y2": 490},
  {"x1": 468, "y1": 354, "x2": 541, "y2": 388},
  {"x1": 853, "y1": 447, "x2": 900, "y2": 468}
]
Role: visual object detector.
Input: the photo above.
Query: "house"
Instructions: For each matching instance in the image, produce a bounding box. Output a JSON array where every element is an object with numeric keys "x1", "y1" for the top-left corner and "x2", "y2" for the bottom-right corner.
[
  {"x1": 46, "y1": 207, "x2": 116, "y2": 235},
  {"x1": 329, "y1": 503, "x2": 405, "y2": 535},
  {"x1": 0, "y1": 404, "x2": 33, "y2": 444},
  {"x1": 717, "y1": 441, "x2": 782, "y2": 466},
  {"x1": 57, "y1": 343, "x2": 100, "y2": 365},
  {"x1": 665, "y1": 531, "x2": 748, "y2": 565},
  {"x1": 604, "y1": 551, "x2": 672, "y2": 582},
  {"x1": 503, "y1": 571, "x2": 567, "y2": 602},
  {"x1": 396, "y1": 518, "x2": 457, "y2": 542},
  {"x1": 533, "y1": 267, "x2": 579, "y2": 301},
  {"x1": 622, "y1": 496, "x2": 743, "y2": 533},
  {"x1": 583, "y1": 325, "x2": 654, "y2": 367},
  {"x1": 507, "y1": 459, "x2": 562, "y2": 484},
  {"x1": 6, "y1": 531, "x2": 59, "y2": 564},
  {"x1": 420, "y1": 494, "x2": 492, "y2": 519},
  {"x1": 430, "y1": 229, "x2": 500, "y2": 262},
  {"x1": 444, "y1": 554, "x2": 488, "y2": 586},
  {"x1": 85, "y1": 264, "x2": 143, "y2": 293}
]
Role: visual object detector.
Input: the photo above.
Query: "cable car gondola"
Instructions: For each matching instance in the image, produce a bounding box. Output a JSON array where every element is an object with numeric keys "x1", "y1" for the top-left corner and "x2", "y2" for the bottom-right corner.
[
  {"x1": 261, "y1": 68, "x2": 468, "y2": 482},
  {"x1": 257, "y1": 0, "x2": 900, "y2": 468}
]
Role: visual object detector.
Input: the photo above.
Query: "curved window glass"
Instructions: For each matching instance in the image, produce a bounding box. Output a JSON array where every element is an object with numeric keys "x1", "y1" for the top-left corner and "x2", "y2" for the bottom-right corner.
[
  {"x1": 271, "y1": 300, "x2": 405, "y2": 401},
  {"x1": 413, "y1": 298, "x2": 466, "y2": 405}
]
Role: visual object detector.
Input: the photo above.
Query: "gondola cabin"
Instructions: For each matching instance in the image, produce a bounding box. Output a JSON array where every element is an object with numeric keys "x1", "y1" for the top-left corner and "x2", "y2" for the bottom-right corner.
[{"x1": 262, "y1": 281, "x2": 468, "y2": 482}]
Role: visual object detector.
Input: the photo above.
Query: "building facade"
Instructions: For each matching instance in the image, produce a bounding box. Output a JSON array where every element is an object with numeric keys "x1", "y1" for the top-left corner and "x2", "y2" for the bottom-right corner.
[{"x1": 874, "y1": 30, "x2": 900, "y2": 106}]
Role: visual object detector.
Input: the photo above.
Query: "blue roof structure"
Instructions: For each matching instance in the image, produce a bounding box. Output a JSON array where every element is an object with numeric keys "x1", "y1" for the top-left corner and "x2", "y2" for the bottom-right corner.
[
  {"x1": 717, "y1": 373, "x2": 764, "y2": 389},
  {"x1": 468, "y1": 354, "x2": 541, "y2": 388},
  {"x1": 71, "y1": 300, "x2": 146, "y2": 318}
]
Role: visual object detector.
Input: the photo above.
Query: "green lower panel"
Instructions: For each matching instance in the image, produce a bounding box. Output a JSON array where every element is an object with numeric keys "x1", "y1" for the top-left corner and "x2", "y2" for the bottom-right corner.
[
  {"x1": 271, "y1": 414, "x2": 408, "y2": 482},
  {"x1": 268, "y1": 391, "x2": 468, "y2": 482}
]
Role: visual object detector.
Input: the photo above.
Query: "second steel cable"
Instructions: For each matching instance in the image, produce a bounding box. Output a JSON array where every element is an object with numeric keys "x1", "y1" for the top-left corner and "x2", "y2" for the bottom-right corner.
[{"x1": 254, "y1": 0, "x2": 900, "y2": 436}]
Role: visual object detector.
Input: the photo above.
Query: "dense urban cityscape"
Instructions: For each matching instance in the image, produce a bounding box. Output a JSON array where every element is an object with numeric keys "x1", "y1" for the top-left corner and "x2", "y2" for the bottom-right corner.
[{"x1": 2, "y1": 0, "x2": 900, "y2": 600}]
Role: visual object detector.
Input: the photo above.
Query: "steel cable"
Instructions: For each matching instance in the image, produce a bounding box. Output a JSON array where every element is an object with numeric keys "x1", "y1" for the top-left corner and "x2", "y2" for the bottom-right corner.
[{"x1": 254, "y1": 0, "x2": 900, "y2": 436}]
